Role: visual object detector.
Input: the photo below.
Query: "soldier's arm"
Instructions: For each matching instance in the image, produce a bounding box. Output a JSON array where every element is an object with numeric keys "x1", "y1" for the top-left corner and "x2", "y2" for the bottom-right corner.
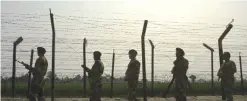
[
  {"x1": 81, "y1": 65, "x2": 91, "y2": 72},
  {"x1": 39, "y1": 58, "x2": 48, "y2": 76},
  {"x1": 136, "y1": 61, "x2": 140, "y2": 75},
  {"x1": 232, "y1": 61, "x2": 237, "y2": 73},
  {"x1": 34, "y1": 58, "x2": 47, "y2": 76},
  {"x1": 217, "y1": 64, "x2": 224, "y2": 77},
  {"x1": 94, "y1": 61, "x2": 103, "y2": 74},
  {"x1": 25, "y1": 59, "x2": 39, "y2": 73},
  {"x1": 171, "y1": 60, "x2": 176, "y2": 74},
  {"x1": 99, "y1": 62, "x2": 104, "y2": 75},
  {"x1": 125, "y1": 65, "x2": 130, "y2": 76},
  {"x1": 185, "y1": 59, "x2": 189, "y2": 73}
]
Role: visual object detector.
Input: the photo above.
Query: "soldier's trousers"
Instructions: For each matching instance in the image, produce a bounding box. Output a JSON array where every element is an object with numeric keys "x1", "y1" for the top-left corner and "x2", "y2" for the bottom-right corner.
[
  {"x1": 174, "y1": 78, "x2": 187, "y2": 101},
  {"x1": 90, "y1": 83, "x2": 102, "y2": 101},
  {"x1": 222, "y1": 77, "x2": 234, "y2": 101},
  {"x1": 127, "y1": 80, "x2": 138, "y2": 101},
  {"x1": 28, "y1": 84, "x2": 44, "y2": 101}
]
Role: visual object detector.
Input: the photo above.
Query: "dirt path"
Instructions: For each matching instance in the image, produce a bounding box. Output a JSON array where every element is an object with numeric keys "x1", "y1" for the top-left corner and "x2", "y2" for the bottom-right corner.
[{"x1": 2, "y1": 95, "x2": 247, "y2": 101}]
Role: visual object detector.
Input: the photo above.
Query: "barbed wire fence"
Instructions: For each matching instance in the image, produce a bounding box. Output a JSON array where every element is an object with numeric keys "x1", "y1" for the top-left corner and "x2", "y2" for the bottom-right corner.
[{"x1": 1, "y1": 12, "x2": 247, "y2": 97}]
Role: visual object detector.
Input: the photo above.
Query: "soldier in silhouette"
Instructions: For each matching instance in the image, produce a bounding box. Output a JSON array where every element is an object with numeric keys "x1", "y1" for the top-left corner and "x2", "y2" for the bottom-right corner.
[
  {"x1": 124, "y1": 49, "x2": 140, "y2": 101},
  {"x1": 22, "y1": 47, "x2": 48, "y2": 101},
  {"x1": 171, "y1": 48, "x2": 189, "y2": 101},
  {"x1": 81, "y1": 51, "x2": 104, "y2": 101},
  {"x1": 217, "y1": 52, "x2": 237, "y2": 101}
]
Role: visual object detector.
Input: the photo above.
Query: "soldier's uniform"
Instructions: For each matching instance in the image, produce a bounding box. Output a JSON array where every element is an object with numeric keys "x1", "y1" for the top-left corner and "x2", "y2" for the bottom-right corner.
[
  {"x1": 28, "y1": 56, "x2": 48, "y2": 101},
  {"x1": 88, "y1": 60, "x2": 104, "y2": 101},
  {"x1": 217, "y1": 60, "x2": 236, "y2": 101},
  {"x1": 171, "y1": 57, "x2": 189, "y2": 101},
  {"x1": 125, "y1": 59, "x2": 140, "y2": 101}
]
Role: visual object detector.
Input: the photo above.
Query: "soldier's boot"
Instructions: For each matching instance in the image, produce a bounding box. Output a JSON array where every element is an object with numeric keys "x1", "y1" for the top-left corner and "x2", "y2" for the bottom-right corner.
[
  {"x1": 175, "y1": 96, "x2": 180, "y2": 101},
  {"x1": 89, "y1": 91, "x2": 95, "y2": 101},
  {"x1": 37, "y1": 97, "x2": 45, "y2": 101},
  {"x1": 132, "y1": 91, "x2": 137, "y2": 101},
  {"x1": 128, "y1": 91, "x2": 135, "y2": 101},
  {"x1": 95, "y1": 89, "x2": 101, "y2": 101},
  {"x1": 128, "y1": 90, "x2": 132, "y2": 101},
  {"x1": 28, "y1": 94, "x2": 36, "y2": 101},
  {"x1": 225, "y1": 88, "x2": 233, "y2": 101},
  {"x1": 37, "y1": 88, "x2": 45, "y2": 101},
  {"x1": 89, "y1": 96, "x2": 93, "y2": 101},
  {"x1": 37, "y1": 96, "x2": 45, "y2": 101},
  {"x1": 181, "y1": 95, "x2": 187, "y2": 101},
  {"x1": 226, "y1": 96, "x2": 233, "y2": 101}
]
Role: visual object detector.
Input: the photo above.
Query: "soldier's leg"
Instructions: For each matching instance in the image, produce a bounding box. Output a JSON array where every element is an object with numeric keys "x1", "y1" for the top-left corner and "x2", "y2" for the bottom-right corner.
[
  {"x1": 174, "y1": 83, "x2": 180, "y2": 101},
  {"x1": 175, "y1": 80, "x2": 187, "y2": 101},
  {"x1": 223, "y1": 78, "x2": 234, "y2": 101},
  {"x1": 180, "y1": 89, "x2": 187, "y2": 101},
  {"x1": 128, "y1": 80, "x2": 134, "y2": 101},
  {"x1": 180, "y1": 79, "x2": 187, "y2": 101},
  {"x1": 37, "y1": 87, "x2": 45, "y2": 101},
  {"x1": 28, "y1": 94, "x2": 36, "y2": 101},
  {"x1": 132, "y1": 81, "x2": 138, "y2": 101},
  {"x1": 95, "y1": 84, "x2": 102, "y2": 101},
  {"x1": 28, "y1": 84, "x2": 38, "y2": 101},
  {"x1": 174, "y1": 79, "x2": 181, "y2": 101},
  {"x1": 89, "y1": 83, "x2": 95, "y2": 101}
]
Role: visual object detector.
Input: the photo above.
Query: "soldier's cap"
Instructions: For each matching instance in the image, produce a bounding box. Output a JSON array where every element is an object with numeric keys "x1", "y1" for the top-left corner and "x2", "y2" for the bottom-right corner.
[
  {"x1": 37, "y1": 47, "x2": 46, "y2": 54},
  {"x1": 176, "y1": 47, "x2": 185, "y2": 56},
  {"x1": 129, "y1": 49, "x2": 137, "y2": 56},
  {"x1": 223, "y1": 52, "x2": 231, "y2": 57},
  {"x1": 93, "y1": 51, "x2": 102, "y2": 57}
]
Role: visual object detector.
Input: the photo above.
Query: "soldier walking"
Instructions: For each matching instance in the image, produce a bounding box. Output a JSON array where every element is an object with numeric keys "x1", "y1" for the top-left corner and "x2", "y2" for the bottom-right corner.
[
  {"x1": 22, "y1": 47, "x2": 48, "y2": 101},
  {"x1": 171, "y1": 48, "x2": 189, "y2": 101},
  {"x1": 124, "y1": 49, "x2": 140, "y2": 101},
  {"x1": 81, "y1": 51, "x2": 104, "y2": 101},
  {"x1": 217, "y1": 52, "x2": 237, "y2": 101}
]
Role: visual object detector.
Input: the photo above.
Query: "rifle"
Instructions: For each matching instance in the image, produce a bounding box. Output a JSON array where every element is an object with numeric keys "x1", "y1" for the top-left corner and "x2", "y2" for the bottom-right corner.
[
  {"x1": 162, "y1": 75, "x2": 175, "y2": 97},
  {"x1": 16, "y1": 60, "x2": 29, "y2": 67},
  {"x1": 16, "y1": 60, "x2": 35, "y2": 72},
  {"x1": 81, "y1": 65, "x2": 91, "y2": 74}
]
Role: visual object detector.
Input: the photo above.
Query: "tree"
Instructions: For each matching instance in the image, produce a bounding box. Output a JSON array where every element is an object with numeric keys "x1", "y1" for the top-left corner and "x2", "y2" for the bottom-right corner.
[
  {"x1": 46, "y1": 71, "x2": 58, "y2": 80},
  {"x1": 74, "y1": 74, "x2": 82, "y2": 81},
  {"x1": 189, "y1": 75, "x2": 196, "y2": 83}
]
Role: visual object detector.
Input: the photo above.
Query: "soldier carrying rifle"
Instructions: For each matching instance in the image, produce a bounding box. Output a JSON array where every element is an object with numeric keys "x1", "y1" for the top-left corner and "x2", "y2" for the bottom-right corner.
[
  {"x1": 124, "y1": 49, "x2": 140, "y2": 101},
  {"x1": 17, "y1": 47, "x2": 48, "y2": 101},
  {"x1": 171, "y1": 48, "x2": 189, "y2": 101},
  {"x1": 81, "y1": 51, "x2": 104, "y2": 101},
  {"x1": 217, "y1": 52, "x2": 237, "y2": 101}
]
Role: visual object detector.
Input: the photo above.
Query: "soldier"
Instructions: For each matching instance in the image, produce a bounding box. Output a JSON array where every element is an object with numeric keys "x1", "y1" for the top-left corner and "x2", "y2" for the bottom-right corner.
[
  {"x1": 23, "y1": 47, "x2": 48, "y2": 101},
  {"x1": 81, "y1": 51, "x2": 104, "y2": 101},
  {"x1": 124, "y1": 49, "x2": 140, "y2": 101},
  {"x1": 217, "y1": 52, "x2": 237, "y2": 101},
  {"x1": 171, "y1": 48, "x2": 189, "y2": 101}
]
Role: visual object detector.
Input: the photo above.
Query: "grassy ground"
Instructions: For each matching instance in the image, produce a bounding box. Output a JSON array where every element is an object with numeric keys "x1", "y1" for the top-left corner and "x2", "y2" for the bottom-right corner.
[
  {"x1": 1, "y1": 82, "x2": 247, "y2": 97},
  {"x1": 1, "y1": 96, "x2": 247, "y2": 101}
]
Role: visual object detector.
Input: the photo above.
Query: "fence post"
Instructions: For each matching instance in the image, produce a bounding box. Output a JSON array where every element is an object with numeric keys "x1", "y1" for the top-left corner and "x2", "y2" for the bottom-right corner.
[
  {"x1": 203, "y1": 43, "x2": 214, "y2": 95},
  {"x1": 83, "y1": 38, "x2": 87, "y2": 97},
  {"x1": 239, "y1": 52, "x2": 244, "y2": 95},
  {"x1": 149, "y1": 39, "x2": 154, "y2": 97},
  {"x1": 218, "y1": 21, "x2": 233, "y2": 100},
  {"x1": 27, "y1": 49, "x2": 34, "y2": 98},
  {"x1": 12, "y1": 36, "x2": 23, "y2": 98},
  {"x1": 49, "y1": 8, "x2": 56, "y2": 101},
  {"x1": 110, "y1": 49, "x2": 115, "y2": 98},
  {"x1": 141, "y1": 20, "x2": 148, "y2": 101}
]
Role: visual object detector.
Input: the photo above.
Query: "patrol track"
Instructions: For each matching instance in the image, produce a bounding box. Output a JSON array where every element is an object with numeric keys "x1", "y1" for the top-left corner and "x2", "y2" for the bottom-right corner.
[{"x1": 2, "y1": 96, "x2": 247, "y2": 101}]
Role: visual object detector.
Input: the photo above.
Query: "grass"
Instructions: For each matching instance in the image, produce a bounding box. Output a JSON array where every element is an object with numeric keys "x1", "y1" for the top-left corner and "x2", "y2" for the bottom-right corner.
[{"x1": 1, "y1": 82, "x2": 246, "y2": 97}]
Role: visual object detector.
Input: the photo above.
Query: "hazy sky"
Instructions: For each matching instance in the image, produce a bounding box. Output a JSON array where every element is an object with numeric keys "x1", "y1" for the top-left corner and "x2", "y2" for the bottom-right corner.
[{"x1": 1, "y1": 0, "x2": 247, "y2": 79}]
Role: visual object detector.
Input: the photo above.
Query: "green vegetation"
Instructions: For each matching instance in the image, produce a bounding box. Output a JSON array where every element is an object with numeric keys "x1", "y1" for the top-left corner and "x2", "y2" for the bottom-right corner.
[{"x1": 2, "y1": 81, "x2": 246, "y2": 97}]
